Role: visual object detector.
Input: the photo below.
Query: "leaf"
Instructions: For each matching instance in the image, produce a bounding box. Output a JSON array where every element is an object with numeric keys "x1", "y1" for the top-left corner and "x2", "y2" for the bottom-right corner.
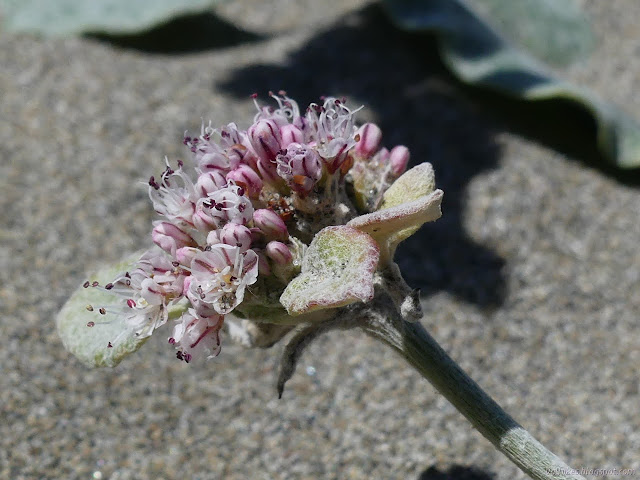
[
  {"x1": 0, "y1": 0, "x2": 217, "y2": 36},
  {"x1": 348, "y1": 163, "x2": 444, "y2": 264},
  {"x1": 383, "y1": 0, "x2": 640, "y2": 169},
  {"x1": 55, "y1": 252, "x2": 189, "y2": 368},
  {"x1": 463, "y1": 0, "x2": 595, "y2": 67},
  {"x1": 280, "y1": 226, "x2": 379, "y2": 316}
]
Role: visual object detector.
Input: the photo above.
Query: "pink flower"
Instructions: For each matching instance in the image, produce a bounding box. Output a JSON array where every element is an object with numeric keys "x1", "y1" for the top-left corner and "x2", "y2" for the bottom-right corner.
[
  {"x1": 276, "y1": 143, "x2": 323, "y2": 196},
  {"x1": 152, "y1": 221, "x2": 195, "y2": 256},
  {"x1": 170, "y1": 309, "x2": 224, "y2": 361},
  {"x1": 189, "y1": 244, "x2": 259, "y2": 315},
  {"x1": 148, "y1": 160, "x2": 198, "y2": 228}
]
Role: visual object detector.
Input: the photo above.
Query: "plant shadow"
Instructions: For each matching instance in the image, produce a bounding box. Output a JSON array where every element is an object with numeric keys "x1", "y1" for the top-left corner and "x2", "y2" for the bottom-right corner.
[
  {"x1": 86, "y1": 12, "x2": 264, "y2": 54},
  {"x1": 418, "y1": 465, "x2": 495, "y2": 480},
  {"x1": 218, "y1": 4, "x2": 507, "y2": 308}
]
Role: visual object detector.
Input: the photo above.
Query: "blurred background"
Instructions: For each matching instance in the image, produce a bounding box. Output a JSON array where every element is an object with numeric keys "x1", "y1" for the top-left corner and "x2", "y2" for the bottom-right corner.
[{"x1": 1, "y1": 0, "x2": 639, "y2": 478}]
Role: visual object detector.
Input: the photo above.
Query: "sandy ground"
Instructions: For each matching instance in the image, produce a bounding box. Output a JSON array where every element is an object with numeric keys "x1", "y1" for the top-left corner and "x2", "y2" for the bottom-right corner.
[{"x1": 2, "y1": 1, "x2": 639, "y2": 479}]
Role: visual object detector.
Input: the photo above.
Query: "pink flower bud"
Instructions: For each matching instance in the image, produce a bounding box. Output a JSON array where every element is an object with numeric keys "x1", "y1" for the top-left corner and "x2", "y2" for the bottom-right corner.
[
  {"x1": 322, "y1": 138, "x2": 350, "y2": 174},
  {"x1": 206, "y1": 229, "x2": 221, "y2": 245},
  {"x1": 220, "y1": 223, "x2": 252, "y2": 252},
  {"x1": 226, "y1": 165, "x2": 263, "y2": 198},
  {"x1": 192, "y1": 209, "x2": 217, "y2": 232},
  {"x1": 253, "y1": 209, "x2": 288, "y2": 241},
  {"x1": 354, "y1": 123, "x2": 382, "y2": 159},
  {"x1": 198, "y1": 151, "x2": 231, "y2": 172},
  {"x1": 182, "y1": 275, "x2": 193, "y2": 296},
  {"x1": 226, "y1": 143, "x2": 248, "y2": 169},
  {"x1": 176, "y1": 247, "x2": 199, "y2": 266},
  {"x1": 265, "y1": 241, "x2": 293, "y2": 265},
  {"x1": 249, "y1": 227, "x2": 263, "y2": 243},
  {"x1": 195, "y1": 170, "x2": 226, "y2": 197},
  {"x1": 248, "y1": 119, "x2": 282, "y2": 162},
  {"x1": 255, "y1": 249, "x2": 271, "y2": 276},
  {"x1": 276, "y1": 143, "x2": 323, "y2": 196},
  {"x1": 256, "y1": 157, "x2": 280, "y2": 184},
  {"x1": 389, "y1": 145, "x2": 410, "y2": 176},
  {"x1": 280, "y1": 124, "x2": 304, "y2": 147},
  {"x1": 152, "y1": 221, "x2": 195, "y2": 255}
]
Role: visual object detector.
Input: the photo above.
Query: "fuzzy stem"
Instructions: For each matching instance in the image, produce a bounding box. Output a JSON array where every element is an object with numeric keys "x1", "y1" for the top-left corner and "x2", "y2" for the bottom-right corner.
[{"x1": 362, "y1": 301, "x2": 584, "y2": 480}]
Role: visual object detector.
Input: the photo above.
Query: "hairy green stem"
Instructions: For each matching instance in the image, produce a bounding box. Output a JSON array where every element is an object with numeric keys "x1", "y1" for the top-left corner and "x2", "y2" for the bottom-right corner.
[{"x1": 362, "y1": 301, "x2": 584, "y2": 480}]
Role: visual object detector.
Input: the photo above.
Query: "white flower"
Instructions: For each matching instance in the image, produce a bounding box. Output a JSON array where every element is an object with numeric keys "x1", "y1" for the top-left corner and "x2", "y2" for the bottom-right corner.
[
  {"x1": 169, "y1": 309, "x2": 224, "y2": 362},
  {"x1": 148, "y1": 159, "x2": 199, "y2": 228},
  {"x1": 197, "y1": 184, "x2": 254, "y2": 228},
  {"x1": 106, "y1": 249, "x2": 186, "y2": 338},
  {"x1": 188, "y1": 244, "x2": 259, "y2": 315}
]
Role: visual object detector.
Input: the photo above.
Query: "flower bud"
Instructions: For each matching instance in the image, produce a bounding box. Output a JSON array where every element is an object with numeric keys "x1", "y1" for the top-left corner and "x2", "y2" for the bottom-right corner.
[
  {"x1": 152, "y1": 221, "x2": 195, "y2": 256},
  {"x1": 248, "y1": 119, "x2": 282, "y2": 162},
  {"x1": 176, "y1": 247, "x2": 199, "y2": 266},
  {"x1": 226, "y1": 143, "x2": 247, "y2": 169},
  {"x1": 389, "y1": 145, "x2": 410, "y2": 176},
  {"x1": 323, "y1": 138, "x2": 350, "y2": 174},
  {"x1": 256, "y1": 157, "x2": 280, "y2": 184},
  {"x1": 220, "y1": 223, "x2": 252, "y2": 252},
  {"x1": 354, "y1": 123, "x2": 382, "y2": 159},
  {"x1": 192, "y1": 209, "x2": 217, "y2": 232},
  {"x1": 254, "y1": 249, "x2": 271, "y2": 276},
  {"x1": 280, "y1": 124, "x2": 304, "y2": 147},
  {"x1": 253, "y1": 209, "x2": 288, "y2": 241},
  {"x1": 265, "y1": 241, "x2": 293, "y2": 265},
  {"x1": 276, "y1": 143, "x2": 323, "y2": 196},
  {"x1": 195, "y1": 170, "x2": 226, "y2": 197},
  {"x1": 226, "y1": 165, "x2": 263, "y2": 198},
  {"x1": 206, "y1": 229, "x2": 221, "y2": 245},
  {"x1": 182, "y1": 275, "x2": 193, "y2": 296},
  {"x1": 198, "y1": 151, "x2": 231, "y2": 172}
]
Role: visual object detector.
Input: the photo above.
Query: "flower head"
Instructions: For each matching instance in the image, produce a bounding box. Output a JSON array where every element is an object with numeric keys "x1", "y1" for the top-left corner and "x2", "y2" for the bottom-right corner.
[{"x1": 72, "y1": 92, "x2": 442, "y2": 366}]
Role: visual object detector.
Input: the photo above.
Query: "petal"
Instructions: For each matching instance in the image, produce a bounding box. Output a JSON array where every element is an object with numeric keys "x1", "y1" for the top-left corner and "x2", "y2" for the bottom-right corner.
[{"x1": 280, "y1": 226, "x2": 379, "y2": 315}]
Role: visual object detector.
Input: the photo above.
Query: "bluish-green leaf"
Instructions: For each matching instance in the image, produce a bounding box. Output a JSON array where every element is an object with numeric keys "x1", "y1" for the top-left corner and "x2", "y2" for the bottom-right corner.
[
  {"x1": 384, "y1": 0, "x2": 640, "y2": 169},
  {"x1": 465, "y1": 0, "x2": 595, "y2": 66},
  {"x1": 280, "y1": 226, "x2": 379, "y2": 316},
  {"x1": 0, "y1": 0, "x2": 217, "y2": 36}
]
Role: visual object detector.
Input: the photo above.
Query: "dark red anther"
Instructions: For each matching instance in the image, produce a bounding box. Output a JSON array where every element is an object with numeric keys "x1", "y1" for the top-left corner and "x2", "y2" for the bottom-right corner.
[
  {"x1": 237, "y1": 187, "x2": 245, "y2": 197},
  {"x1": 87, "y1": 321, "x2": 95, "y2": 327},
  {"x1": 238, "y1": 204, "x2": 246, "y2": 212},
  {"x1": 83, "y1": 281, "x2": 90, "y2": 288},
  {"x1": 91, "y1": 281, "x2": 99, "y2": 287},
  {"x1": 168, "y1": 337, "x2": 175, "y2": 345},
  {"x1": 214, "y1": 202, "x2": 223, "y2": 211},
  {"x1": 176, "y1": 351, "x2": 183, "y2": 360},
  {"x1": 172, "y1": 261, "x2": 180, "y2": 267},
  {"x1": 107, "y1": 342, "x2": 113, "y2": 348},
  {"x1": 99, "y1": 307, "x2": 106, "y2": 315},
  {"x1": 177, "y1": 159, "x2": 184, "y2": 168},
  {"x1": 184, "y1": 353, "x2": 192, "y2": 363},
  {"x1": 105, "y1": 283, "x2": 113, "y2": 290},
  {"x1": 125, "y1": 272, "x2": 131, "y2": 278},
  {"x1": 126, "y1": 299, "x2": 136, "y2": 308},
  {"x1": 251, "y1": 93, "x2": 258, "y2": 99}
]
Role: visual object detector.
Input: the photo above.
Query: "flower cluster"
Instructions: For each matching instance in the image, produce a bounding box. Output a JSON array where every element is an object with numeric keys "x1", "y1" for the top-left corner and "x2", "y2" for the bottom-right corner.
[{"x1": 83, "y1": 92, "x2": 416, "y2": 363}]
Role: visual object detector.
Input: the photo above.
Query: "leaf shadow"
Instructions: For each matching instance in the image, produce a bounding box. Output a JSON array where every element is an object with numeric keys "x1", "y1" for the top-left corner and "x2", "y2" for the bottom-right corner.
[
  {"x1": 218, "y1": 4, "x2": 507, "y2": 308},
  {"x1": 85, "y1": 12, "x2": 264, "y2": 54},
  {"x1": 418, "y1": 465, "x2": 495, "y2": 480}
]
